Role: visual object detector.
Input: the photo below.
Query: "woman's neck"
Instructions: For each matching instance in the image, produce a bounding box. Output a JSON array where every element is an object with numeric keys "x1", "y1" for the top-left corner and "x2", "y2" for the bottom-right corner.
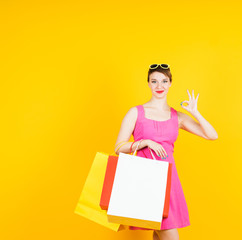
[{"x1": 145, "y1": 97, "x2": 170, "y2": 110}]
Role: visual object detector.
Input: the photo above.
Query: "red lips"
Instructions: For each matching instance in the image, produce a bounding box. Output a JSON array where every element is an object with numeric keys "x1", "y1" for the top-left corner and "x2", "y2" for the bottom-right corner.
[{"x1": 156, "y1": 91, "x2": 164, "y2": 94}]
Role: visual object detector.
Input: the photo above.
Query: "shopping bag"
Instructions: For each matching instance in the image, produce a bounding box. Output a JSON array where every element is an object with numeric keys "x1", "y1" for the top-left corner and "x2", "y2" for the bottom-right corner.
[
  {"x1": 100, "y1": 149, "x2": 172, "y2": 218},
  {"x1": 106, "y1": 143, "x2": 171, "y2": 230},
  {"x1": 74, "y1": 152, "x2": 122, "y2": 231},
  {"x1": 163, "y1": 159, "x2": 172, "y2": 218},
  {"x1": 100, "y1": 155, "x2": 119, "y2": 210},
  {"x1": 99, "y1": 141, "x2": 130, "y2": 210}
]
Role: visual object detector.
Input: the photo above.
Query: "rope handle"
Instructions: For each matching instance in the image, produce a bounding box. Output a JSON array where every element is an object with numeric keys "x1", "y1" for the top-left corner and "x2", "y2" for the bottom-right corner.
[
  {"x1": 131, "y1": 139, "x2": 143, "y2": 156},
  {"x1": 114, "y1": 141, "x2": 130, "y2": 153},
  {"x1": 147, "y1": 147, "x2": 157, "y2": 160},
  {"x1": 130, "y1": 141, "x2": 136, "y2": 153},
  {"x1": 114, "y1": 141, "x2": 129, "y2": 151},
  {"x1": 132, "y1": 140, "x2": 156, "y2": 160},
  {"x1": 131, "y1": 139, "x2": 157, "y2": 160},
  {"x1": 111, "y1": 140, "x2": 157, "y2": 161}
]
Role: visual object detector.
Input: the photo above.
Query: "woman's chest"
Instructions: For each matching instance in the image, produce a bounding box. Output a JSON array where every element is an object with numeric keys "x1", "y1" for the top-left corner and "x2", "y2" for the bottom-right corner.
[{"x1": 139, "y1": 120, "x2": 178, "y2": 141}]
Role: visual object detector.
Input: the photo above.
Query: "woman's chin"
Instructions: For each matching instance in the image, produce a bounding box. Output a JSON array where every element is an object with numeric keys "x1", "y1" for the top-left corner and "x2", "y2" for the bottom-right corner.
[{"x1": 153, "y1": 93, "x2": 165, "y2": 98}]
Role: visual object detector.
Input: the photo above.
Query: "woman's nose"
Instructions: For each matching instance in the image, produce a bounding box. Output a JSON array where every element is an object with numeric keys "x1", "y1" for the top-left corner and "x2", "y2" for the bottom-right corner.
[{"x1": 157, "y1": 82, "x2": 163, "y2": 88}]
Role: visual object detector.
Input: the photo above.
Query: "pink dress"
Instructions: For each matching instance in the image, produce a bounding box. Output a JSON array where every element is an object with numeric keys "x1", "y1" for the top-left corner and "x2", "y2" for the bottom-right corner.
[{"x1": 129, "y1": 105, "x2": 190, "y2": 231}]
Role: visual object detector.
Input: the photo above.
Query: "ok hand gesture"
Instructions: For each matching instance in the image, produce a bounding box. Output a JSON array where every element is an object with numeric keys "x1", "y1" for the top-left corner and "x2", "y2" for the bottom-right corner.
[{"x1": 180, "y1": 89, "x2": 199, "y2": 114}]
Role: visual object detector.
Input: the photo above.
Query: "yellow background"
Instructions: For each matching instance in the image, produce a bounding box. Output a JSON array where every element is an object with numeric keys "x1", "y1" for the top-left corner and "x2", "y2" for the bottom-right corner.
[{"x1": 1, "y1": 0, "x2": 241, "y2": 239}]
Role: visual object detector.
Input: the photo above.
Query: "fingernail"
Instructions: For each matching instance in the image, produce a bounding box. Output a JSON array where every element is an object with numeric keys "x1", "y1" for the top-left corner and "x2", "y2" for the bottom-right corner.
[
  {"x1": 180, "y1": 102, "x2": 183, "y2": 105},
  {"x1": 167, "y1": 155, "x2": 168, "y2": 157},
  {"x1": 162, "y1": 157, "x2": 164, "y2": 159}
]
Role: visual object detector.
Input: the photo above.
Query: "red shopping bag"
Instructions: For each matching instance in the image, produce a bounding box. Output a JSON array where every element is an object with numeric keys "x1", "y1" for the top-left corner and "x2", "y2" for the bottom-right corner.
[{"x1": 100, "y1": 155, "x2": 118, "y2": 210}]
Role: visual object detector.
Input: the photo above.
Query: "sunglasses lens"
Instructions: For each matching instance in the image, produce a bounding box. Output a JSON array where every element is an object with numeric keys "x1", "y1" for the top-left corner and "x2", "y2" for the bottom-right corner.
[
  {"x1": 150, "y1": 64, "x2": 158, "y2": 69},
  {"x1": 161, "y1": 64, "x2": 169, "y2": 68}
]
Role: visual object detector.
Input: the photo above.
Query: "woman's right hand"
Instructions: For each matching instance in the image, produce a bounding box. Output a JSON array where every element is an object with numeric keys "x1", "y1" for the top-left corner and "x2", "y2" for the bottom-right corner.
[{"x1": 146, "y1": 140, "x2": 168, "y2": 159}]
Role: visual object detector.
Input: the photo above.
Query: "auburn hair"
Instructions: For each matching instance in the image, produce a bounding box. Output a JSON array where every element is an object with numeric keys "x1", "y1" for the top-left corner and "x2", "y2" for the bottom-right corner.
[{"x1": 147, "y1": 66, "x2": 172, "y2": 83}]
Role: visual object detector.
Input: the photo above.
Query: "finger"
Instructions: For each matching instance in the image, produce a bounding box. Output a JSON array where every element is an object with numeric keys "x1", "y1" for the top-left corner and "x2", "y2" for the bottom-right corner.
[
  {"x1": 156, "y1": 148, "x2": 163, "y2": 158},
  {"x1": 156, "y1": 147, "x2": 164, "y2": 158},
  {"x1": 161, "y1": 147, "x2": 168, "y2": 158},
  {"x1": 157, "y1": 149, "x2": 161, "y2": 157},
  {"x1": 157, "y1": 150, "x2": 161, "y2": 157},
  {"x1": 187, "y1": 89, "x2": 191, "y2": 100},
  {"x1": 154, "y1": 145, "x2": 163, "y2": 158},
  {"x1": 192, "y1": 89, "x2": 195, "y2": 99},
  {"x1": 160, "y1": 149, "x2": 166, "y2": 159},
  {"x1": 163, "y1": 150, "x2": 168, "y2": 159},
  {"x1": 155, "y1": 150, "x2": 161, "y2": 158},
  {"x1": 196, "y1": 93, "x2": 199, "y2": 102},
  {"x1": 160, "y1": 146, "x2": 168, "y2": 158},
  {"x1": 181, "y1": 100, "x2": 189, "y2": 105},
  {"x1": 182, "y1": 105, "x2": 189, "y2": 111}
]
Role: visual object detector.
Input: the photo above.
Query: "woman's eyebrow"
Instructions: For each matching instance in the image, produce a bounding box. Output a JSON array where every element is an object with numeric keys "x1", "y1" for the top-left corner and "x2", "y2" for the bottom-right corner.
[{"x1": 151, "y1": 78, "x2": 168, "y2": 80}]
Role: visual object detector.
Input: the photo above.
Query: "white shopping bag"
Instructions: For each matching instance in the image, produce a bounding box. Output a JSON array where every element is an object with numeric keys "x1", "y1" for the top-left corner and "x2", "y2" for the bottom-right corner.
[{"x1": 107, "y1": 142, "x2": 169, "y2": 230}]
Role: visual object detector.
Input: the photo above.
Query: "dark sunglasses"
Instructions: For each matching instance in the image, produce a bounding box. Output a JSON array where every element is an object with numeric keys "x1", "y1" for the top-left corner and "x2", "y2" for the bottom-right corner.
[{"x1": 149, "y1": 64, "x2": 170, "y2": 69}]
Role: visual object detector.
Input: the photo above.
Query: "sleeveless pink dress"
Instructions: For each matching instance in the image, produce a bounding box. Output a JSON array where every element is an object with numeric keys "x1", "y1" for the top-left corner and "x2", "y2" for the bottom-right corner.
[{"x1": 129, "y1": 105, "x2": 191, "y2": 230}]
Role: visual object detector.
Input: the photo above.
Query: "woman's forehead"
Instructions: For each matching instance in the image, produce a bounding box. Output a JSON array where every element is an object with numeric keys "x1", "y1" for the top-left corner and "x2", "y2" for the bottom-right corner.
[{"x1": 150, "y1": 71, "x2": 168, "y2": 80}]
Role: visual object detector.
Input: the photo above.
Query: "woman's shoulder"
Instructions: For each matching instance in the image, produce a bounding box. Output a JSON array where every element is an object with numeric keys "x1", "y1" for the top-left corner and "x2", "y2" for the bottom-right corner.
[
  {"x1": 128, "y1": 105, "x2": 139, "y2": 113},
  {"x1": 176, "y1": 110, "x2": 188, "y2": 118},
  {"x1": 123, "y1": 105, "x2": 139, "y2": 121},
  {"x1": 176, "y1": 110, "x2": 191, "y2": 128}
]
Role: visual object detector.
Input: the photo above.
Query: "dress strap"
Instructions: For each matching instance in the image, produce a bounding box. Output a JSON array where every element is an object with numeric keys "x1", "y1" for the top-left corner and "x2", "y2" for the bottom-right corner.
[
  {"x1": 171, "y1": 107, "x2": 178, "y2": 122},
  {"x1": 136, "y1": 105, "x2": 145, "y2": 121},
  {"x1": 170, "y1": 107, "x2": 175, "y2": 118}
]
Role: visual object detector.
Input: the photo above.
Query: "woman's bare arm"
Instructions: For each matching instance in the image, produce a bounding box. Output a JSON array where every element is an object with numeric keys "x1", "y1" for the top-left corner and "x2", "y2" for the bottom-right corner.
[
  {"x1": 177, "y1": 111, "x2": 218, "y2": 140},
  {"x1": 114, "y1": 107, "x2": 149, "y2": 155},
  {"x1": 178, "y1": 89, "x2": 218, "y2": 140}
]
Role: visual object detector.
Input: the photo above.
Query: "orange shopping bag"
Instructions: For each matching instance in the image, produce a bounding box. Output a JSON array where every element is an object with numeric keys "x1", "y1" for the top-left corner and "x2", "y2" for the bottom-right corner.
[{"x1": 100, "y1": 155, "x2": 119, "y2": 210}]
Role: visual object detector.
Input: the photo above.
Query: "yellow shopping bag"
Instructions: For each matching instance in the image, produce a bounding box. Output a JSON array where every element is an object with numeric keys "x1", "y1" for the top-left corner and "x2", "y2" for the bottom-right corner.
[{"x1": 74, "y1": 152, "x2": 124, "y2": 231}]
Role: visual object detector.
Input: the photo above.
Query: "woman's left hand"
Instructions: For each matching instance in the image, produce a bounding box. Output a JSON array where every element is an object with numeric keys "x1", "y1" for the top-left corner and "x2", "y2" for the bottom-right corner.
[{"x1": 180, "y1": 89, "x2": 199, "y2": 114}]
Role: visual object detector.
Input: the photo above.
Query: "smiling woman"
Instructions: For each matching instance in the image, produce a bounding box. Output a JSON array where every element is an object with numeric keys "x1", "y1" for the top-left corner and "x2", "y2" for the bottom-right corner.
[{"x1": 114, "y1": 63, "x2": 218, "y2": 240}]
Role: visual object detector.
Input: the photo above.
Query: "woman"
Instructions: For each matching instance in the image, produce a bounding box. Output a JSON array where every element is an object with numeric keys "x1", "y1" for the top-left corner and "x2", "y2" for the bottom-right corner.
[{"x1": 114, "y1": 64, "x2": 218, "y2": 240}]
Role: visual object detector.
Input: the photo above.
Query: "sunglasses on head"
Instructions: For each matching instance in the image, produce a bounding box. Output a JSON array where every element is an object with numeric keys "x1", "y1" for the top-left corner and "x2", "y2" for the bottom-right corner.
[{"x1": 149, "y1": 64, "x2": 170, "y2": 69}]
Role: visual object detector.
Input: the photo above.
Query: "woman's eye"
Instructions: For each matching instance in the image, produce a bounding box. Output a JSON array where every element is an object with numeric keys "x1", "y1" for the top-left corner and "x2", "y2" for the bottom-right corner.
[{"x1": 152, "y1": 81, "x2": 167, "y2": 83}]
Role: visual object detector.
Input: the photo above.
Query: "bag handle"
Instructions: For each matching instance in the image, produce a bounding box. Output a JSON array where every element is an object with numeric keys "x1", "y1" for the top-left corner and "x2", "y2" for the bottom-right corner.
[
  {"x1": 148, "y1": 147, "x2": 157, "y2": 160},
  {"x1": 132, "y1": 139, "x2": 143, "y2": 156},
  {"x1": 132, "y1": 139, "x2": 157, "y2": 160},
  {"x1": 114, "y1": 141, "x2": 129, "y2": 153}
]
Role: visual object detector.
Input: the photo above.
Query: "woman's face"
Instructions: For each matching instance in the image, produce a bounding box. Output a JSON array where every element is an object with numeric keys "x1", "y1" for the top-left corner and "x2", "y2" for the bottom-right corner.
[{"x1": 148, "y1": 71, "x2": 171, "y2": 98}]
